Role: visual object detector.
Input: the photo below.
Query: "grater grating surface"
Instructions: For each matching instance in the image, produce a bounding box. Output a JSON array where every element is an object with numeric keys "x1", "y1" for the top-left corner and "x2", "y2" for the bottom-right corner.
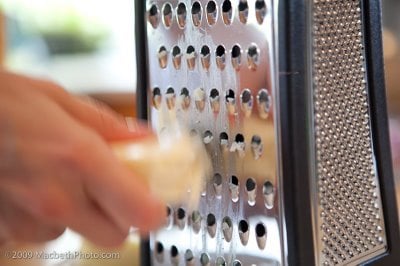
[
  {"x1": 312, "y1": 0, "x2": 387, "y2": 265},
  {"x1": 145, "y1": 0, "x2": 282, "y2": 265}
]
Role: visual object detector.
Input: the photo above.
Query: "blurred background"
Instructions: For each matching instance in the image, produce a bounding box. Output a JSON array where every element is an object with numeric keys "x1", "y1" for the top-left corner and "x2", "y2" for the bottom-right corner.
[{"x1": 0, "y1": 0, "x2": 399, "y2": 265}]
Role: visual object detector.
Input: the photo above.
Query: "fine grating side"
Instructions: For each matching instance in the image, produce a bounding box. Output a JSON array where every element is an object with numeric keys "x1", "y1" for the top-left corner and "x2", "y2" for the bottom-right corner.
[{"x1": 313, "y1": 0, "x2": 387, "y2": 265}]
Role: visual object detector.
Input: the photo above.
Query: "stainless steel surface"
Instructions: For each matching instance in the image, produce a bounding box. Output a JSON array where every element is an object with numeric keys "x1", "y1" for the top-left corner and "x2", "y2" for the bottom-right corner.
[
  {"x1": 312, "y1": 0, "x2": 387, "y2": 265},
  {"x1": 145, "y1": 0, "x2": 281, "y2": 265}
]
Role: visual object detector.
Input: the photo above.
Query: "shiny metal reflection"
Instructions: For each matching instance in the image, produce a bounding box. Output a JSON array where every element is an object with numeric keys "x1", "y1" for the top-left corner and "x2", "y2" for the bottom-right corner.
[
  {"x1": 209, "y1": 88, "x2": 220, "y2": 113},
  {"x1": 219, "y1": 132, "x2": 229, "y2": 151},
  {"x1": 246, "y1": 177, "x2": 257, "y2": 206},
  {"x1": 186, "y1": 45, "x2": 197, "y2": 70},
  {"x1": 191, "y1": 210, "x2": 201, "y2": 234},
  {"x1": 152, "y1": 87, "x2": 162, "y2": 109},
  {"x1": 158, "y1": 46, "x2": 168, "y2": 69},
  {"x1": 203, "y1": 130, "x2": 214, "y2": 144},
  {"x1": 257, "y1": 88, "x2": 271, "y2": 119},
  {"x1": 213, "y1": 173, "x2": 223, "y2": 197},
  {"x1": 179, "y1": 87, "x2": 190, "y2": 110},
  {"x1": 176, "y1": 207, "x2": 186, "y2": 230},
  {"x1": 232, "y1": 260, "x2": 242, "y2": 266},
  {"x1": 225, "y1": 89, "x2": 236, "y2": 115},
  {"x1": 148, "y1": 4, "x2": 159, "y2": 28},
  {"x1": 255, "y1": 223, "x2": 267, "y2": 249},
  {"x1": 255, "y1": 0, "x2": 267, "y2": 24},
  {"x1": 221, "y1": 0, "x2": 233, "y2": 25},
  {"x1": 200, "y1": 45, "x2": 211, "y2": 70},
  {"x1": 200, "y1": 253, "x2": 210, "y2": 266},
  {"x1": 238, "y1": 220, "x2": 250, "y2": 245},
  {"x1": 222, "y1": 216, "x2": 233, "y2": 242},
  {"x1": 206, "y1": 213, "x2": 217, "y2": 238},
  {"x1": 238, "y1": 0, "x2": 249, "y2": 24},
  {"x1": 194, "y1": 87, "x2": 206, "y2": 111},
  {"x1": 176, "y1": 2, "x2": 187, "y2": 28},
  {"x1": 191, "y1": 1, "x2": 202, "y2": 27},
  {"x1": 155, "y1": 241, "x2": 164, "y2": 263},
  {"x1": 263, "y1": 180, "x2": 274, "y2": 209},
  {"x1": 206, "y1": 1, "x2": 218, "y2": 25},
  {"x1": 229, "y1": 175, "x2": 239, "y2": 202},
  {"x1": 170, "y1": 245, "x2": 179, "y2": 265},
  {"x1": 172, "y1": 45, "x2": 182, "y2": 70},
  {"x1": 247, "y1": 44, "x2": 260, "y2": 70},
  {"x1": 166, "y1": 87, "x2": 176, "y2": 110},
  {"x1": 251, "y1": 135, "x2": 263, "y2": 160},
  {"x1": 231, "y1": 44, "x2": 242, "y2": 70},
  {"x1": 162, "y1": 2, "x2": 173, "y2": 28},
  {"x1": 216, "y1": 45, "x2": 226, "y2": 70},
  {"x1": 240, "y1": 89, "x2": 253, "y2": 117},
  {"x1": 216, "y1": 256, "x2": 226, "y2": 266},
  {"x1": 184, "y1": 249, "x2": 195, "y2": 266}
]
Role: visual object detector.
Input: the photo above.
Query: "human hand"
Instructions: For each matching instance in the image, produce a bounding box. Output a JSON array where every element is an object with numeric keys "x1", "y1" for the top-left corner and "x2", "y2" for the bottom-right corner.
[{"x1": 0, "y1": 70, "x2": 166, "y2": 246}]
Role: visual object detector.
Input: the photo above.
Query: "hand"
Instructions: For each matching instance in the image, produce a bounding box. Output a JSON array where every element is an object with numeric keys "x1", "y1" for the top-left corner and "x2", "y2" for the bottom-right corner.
[{"x1": 0, "y1": 70, "x2": 165, "y2": 246}]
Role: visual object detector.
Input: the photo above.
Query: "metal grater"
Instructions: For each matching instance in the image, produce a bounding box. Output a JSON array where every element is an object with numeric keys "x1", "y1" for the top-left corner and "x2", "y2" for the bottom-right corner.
[{"x1": 134, "y1": 0, "x2": 400, "y2": 265}]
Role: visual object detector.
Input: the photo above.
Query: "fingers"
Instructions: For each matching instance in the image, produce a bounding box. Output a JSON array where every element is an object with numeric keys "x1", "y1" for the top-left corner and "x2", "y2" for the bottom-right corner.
[
  {"x1": 78, "y1": 135, "x2": 166, "y2": 233},
  {"x1": 28, "y1": 78, "x2": 152, "y2": 141}
]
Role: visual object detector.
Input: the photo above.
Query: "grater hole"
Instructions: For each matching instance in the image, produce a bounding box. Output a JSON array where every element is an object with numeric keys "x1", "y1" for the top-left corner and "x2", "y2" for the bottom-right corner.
[
  {"x1": 255, "y1": 223, "x2": 267, "y2": 249},
  {"x1": 166, "y1": 87, "x2": 176, "y2": 110},
  {"x1": 191, "y1": 210, "x2": 202, "y2": 234},
  {"x1": 229, "y1": 175, "x2": 240, "y2": 202},
  {"x1": 158, "y1": 46, "x2": 168, "y2": 69},
  {"x1": 191, "y1": 1, "x2": 202, "y2": 27},
  {"x1": 162, "y1": 2, "x2": 173, "y2": 28},
  {"x1": 216, "y1": 45, "x2": 226, "y2": 70},
  {"x1": 238, "y1": 0, "x2": 249, "y2": 24},
  {"x1": 176, "y1": 207, "x2": 186, "y2": 230},
  {"x1": 220, "y1": 132, "x2": 229, "y2": 151},
  {"x1": 231, "y1": 133, "x2": 245, "y2": 158},
  {"x1": 200, "y1": 45, "x2": 211, "y2": 70},
  {"x1": 155, "y1": 241, "x2": 164, "y2": 263},
  {"x1": 251, "y1": 135, "x2": 263, "y2": 160},
  {"x1": 186, "y1": 45, "x2": 197, "y2": 70},
  {"x1": 213, "y1": 173, "x2": 223, "y2": 197},
  {"x1": 176, "y1": 2, "x2": 187, "y2": 28},
  {"x1": 221, "y1": 0, "x2": 233, "y2": 25},
  {"x1": 240, "y1": 89, "x2": 253, "y2": 117},
  {"x1": 209, "y1": 88, "x2": 220, "y2": 113},
  {"x1": 206, "y1": 1, "x2": 218, "y2": 25},
  {"x1": 166, "y1": 205, "x2": 173, "y2": 228},
  {"x1": 222, "y1": 216, "x2": 233, "y2": 242},
  {"x1": 148, "y1": 4, "x2": 159, "y2": 28},
  {"x1": 172, "y1": 45, "x2": 182, "y2": 70},
  {"x1": 203, "y1": 130, "x2": 214, "y2": 144},
  {"x1": 216, "y1": 256, "x2": 226, "y2": 266},
  {"x1": 206, "y1": 213, "x2": 217, "y2": 238},
  {"x1": 225, "y1": 89, "x2": 236, "y2": 115},
  {"x1": 152, "y1": 87, "x2": 162, "y2": 109},
  {"x1": 247, "y1": 44, "x2": 260, "y2": 70},
  {"x1": 263, "y1": 181, "x2": 275, "y2": 209},
  {"x1": 179, "y1": 87, "x2": 190, "y2": 110},
  {"x1": 170, "y1": 245, "x2": 179, "y2": 264},
  {"x1": 257, "y1": 88, "x2": 271, "y2": 119},
  {"x1": 200, "y1": 253, "x2": 210, "y2": 266},
  {"x1": 238, "y1": 220, "x2": 250, "y2": 245},
  {"x1": 255, "y1": 0, "x2": 267, "y2": 24},
  {"x1": 246, "y1": 177, "x2": 257, "y2": 206},
  {"x1": 194, "y1": 87, "x2": 206, "y2": 111},
  {"x1": 232, "y1": 260, "x2": 242, "y2": 266},
  {"x1": 231, "y1": 44, "x2": 242, "y2": 70},
  {"x1": 185, "y1": 249, "x2": 194, "y2": 265}
]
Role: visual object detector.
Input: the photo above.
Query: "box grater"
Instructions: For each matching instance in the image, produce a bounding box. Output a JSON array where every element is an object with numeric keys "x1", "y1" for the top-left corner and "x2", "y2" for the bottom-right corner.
[{"x1": 134, "y1": 0, "x2": 400, "y2": 265}]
